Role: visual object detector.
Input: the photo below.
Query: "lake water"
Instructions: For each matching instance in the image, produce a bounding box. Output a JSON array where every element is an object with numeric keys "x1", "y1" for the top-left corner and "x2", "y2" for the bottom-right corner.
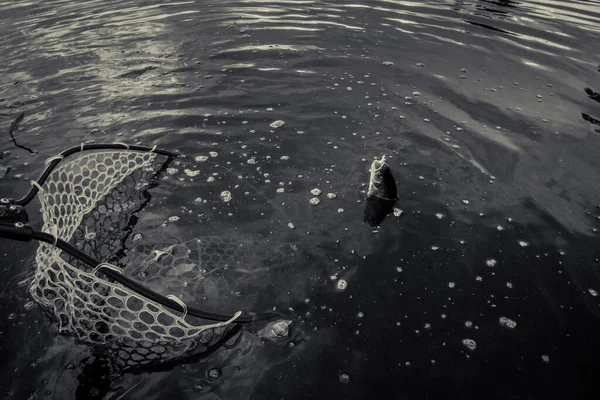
[{"x1": 1, "y1": 0, "x2": 600, "y2": 399}]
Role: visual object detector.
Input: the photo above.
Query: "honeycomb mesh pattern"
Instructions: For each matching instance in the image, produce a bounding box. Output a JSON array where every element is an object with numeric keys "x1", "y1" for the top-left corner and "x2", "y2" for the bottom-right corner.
[
  {"x1": 124, "y1": 236, "x2": 270, "y2": 306},
  {"x1": 28, "y1": 149, "x2": 239, "y2": 368}
]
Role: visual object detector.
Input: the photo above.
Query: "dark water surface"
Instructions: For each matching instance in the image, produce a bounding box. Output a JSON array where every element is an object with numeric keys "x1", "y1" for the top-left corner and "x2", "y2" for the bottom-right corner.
[{"x1": 2, "y1": 0, "x2": 600, "y2": 398}]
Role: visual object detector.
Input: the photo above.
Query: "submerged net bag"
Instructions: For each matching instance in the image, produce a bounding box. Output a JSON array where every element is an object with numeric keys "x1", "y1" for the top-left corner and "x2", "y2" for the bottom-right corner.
[{"x1": 28, "y1": 147, "x2": 241, "y2": 369}]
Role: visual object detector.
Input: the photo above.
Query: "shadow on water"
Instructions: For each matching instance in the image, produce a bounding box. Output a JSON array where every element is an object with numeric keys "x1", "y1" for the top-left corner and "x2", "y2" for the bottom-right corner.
[{"x1": 74, "y1": 324, "x2": 244, "y2": 400}]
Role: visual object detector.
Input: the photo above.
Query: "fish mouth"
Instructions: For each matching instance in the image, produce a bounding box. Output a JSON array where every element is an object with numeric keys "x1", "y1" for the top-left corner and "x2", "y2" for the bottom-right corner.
[
  {"x1": 367, "y1": 155, "x2": 387, "y2": 196},
  {"x1": 367, "y1": 155, "x2": 398, "y2": 201}
]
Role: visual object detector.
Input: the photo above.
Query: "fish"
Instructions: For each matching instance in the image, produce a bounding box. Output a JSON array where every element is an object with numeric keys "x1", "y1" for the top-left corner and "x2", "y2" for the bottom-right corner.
[{"x1": 363, "y1": 155, "x2": 398, "y2": 227}]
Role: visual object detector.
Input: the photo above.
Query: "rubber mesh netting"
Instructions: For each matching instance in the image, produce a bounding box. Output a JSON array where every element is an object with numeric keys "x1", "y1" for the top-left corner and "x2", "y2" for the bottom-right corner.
[{"x1": 28, "y1": 148, "x2": 240, "y2": 369}]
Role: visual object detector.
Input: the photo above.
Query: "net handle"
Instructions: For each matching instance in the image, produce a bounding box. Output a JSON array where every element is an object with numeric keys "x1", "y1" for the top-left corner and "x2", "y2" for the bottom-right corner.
[{"x1": 14, "y1": 143, "x2": 179, "y2": 206}]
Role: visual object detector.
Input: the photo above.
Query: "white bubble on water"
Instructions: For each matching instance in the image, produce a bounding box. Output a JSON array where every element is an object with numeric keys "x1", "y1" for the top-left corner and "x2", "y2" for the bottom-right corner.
[
  {"x1": 327, "y1": 193, "x2": 337, "y2": 199},
  {"x1": 287, "y1": 222, "x2": 295, "y2": 229},
  {"x1": 486, "y1": 259, "x2": 497, "y2": 267},
  {"x1": 339, "y1": 373, "x2": 351, "y2": 383},
  {"x1": 497, "y1": 225, "x2": 504, "y2": 231},
  {"x1": 195, "y1": 156, "x2": 209, "y2": 162},
  {"x1": 499, "y1": 317, "x2": 517, "y2": 329},
  {"x1": 209, "y1": 151, "x2": 218, "y2": 157},
  {"x1": 220, "y1": 191, "x2": 232, "y2": 202},
  {"x1": 168, "y1": 216, "x2": 180, "y2": 222},
  {"x1": 383, "y1": 61, "x2": 394, "y2": 66},
  {"x1": 280, "y1": 155, "x2": 289, "y2": 160},
  {"x1": 207, "y1": 177, "x2": 215, "y2": 182},
  {"x1": 462, "y1": 338, "x2": 477, "y2": 351},
  {"x1": 435, "y1": 213, "x2": 444, "y2": 219},
  {"x1": 448, "y1": 282, "x2": 456, "y2": 288},
  {"x1": 309, "y1": 197, "x2": 320, "y2": 205},
  {"x1": 465, "y1": 321, "x2": 473, "y2": 328},
  {"x1": 270, "y1": 120, "x2": 285, "y2": 129},
  {"x1": 589, "y1": 288, "x2": 598, "y2": 297},
  {"x1": 337, "y1": 208, "x2": 344, "y2": 213},
  {"x1": 310, "y1": 188, "x2": 322, "y2": 196},
  {"x1": 167, "y1": 167, "x2": 178, "y2": 175},
  {"x1": 184, "y1": 169, "x2": 200, "y2": 177},
  {"x1": 393, "y1": 208, "x2": 403, "y2": 217},
  {"x1": 132, "y1": 233, "x2": 143, "y2": 241},
  {"x1": 462, "y1": 199, "x2": 470, "y2": 205},
  {"x1": 541, "y1": 355, "x2": 550, "y2": 363},
  {"x1": 519, "y1": 241, "x2": 529, "y2": 247},
  {"x1": 506, "y1": 282, "x2": 513, "y2": 289},
  {"x1": 336, "y1": 279, "x2": 348, "y2": 290}
]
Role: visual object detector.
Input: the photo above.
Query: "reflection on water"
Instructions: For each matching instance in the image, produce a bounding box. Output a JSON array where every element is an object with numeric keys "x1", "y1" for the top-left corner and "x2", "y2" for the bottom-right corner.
[{"x1": 1, "y1": 0, "x2": 600, "y2": 398}]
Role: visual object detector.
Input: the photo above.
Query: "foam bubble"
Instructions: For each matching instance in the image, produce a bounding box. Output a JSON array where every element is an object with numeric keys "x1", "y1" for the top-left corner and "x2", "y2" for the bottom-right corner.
[
  {"x1": 462, "y1": 339, "x2": 477, "y2": 351},
  {"x1": 541, "y1": 355, "x2": 550, "y2": 363},
  {"x1": 486, "y1": 259, "x2": 497, "y2": 267},
  {"x1": 309, "y1": 197, "x2": 320, "y2": 205},
  {"x1": 220, "y1": 191, "x2": 232, "y2": 202},
  {"x1": 270, "y1": 120, "x2": 285, "y2": 129},
  {"x1": 336, "y1": 279, "x2": 348, "y2": 290},
  {"x1": 195, "y1": 156, "x2": 209, "y2": 162},
  {"x1": 339, "y1": 373, "x2": 351, "y2": 383},
  {"x1": 207, "y1": 368, "x2": 221, "y2": 381},
  {"x1": 499, "y1": 317, "x2": 517, "y2": 329},
  {"x1": 184, "y1": 169, "x2": 200, "y2": 177},
  {"x1": 310, "y1": 188, "x2": 322, "y2": 196}
]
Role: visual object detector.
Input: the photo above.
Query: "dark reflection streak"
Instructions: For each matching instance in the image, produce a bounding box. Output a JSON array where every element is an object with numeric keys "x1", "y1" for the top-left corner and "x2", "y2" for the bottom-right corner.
[
  {"x1": 582, "y1": 113, "x2": 600, "y2": 125},
  {"x1": 464, "y1": 20, "x2": 519, "y2": 35},
  {"x1": 481, "y1": 0, "x2": 520, "y2": 9},
  {"x1": 475, "y1": 5, "x2": 509, "y2": 15},
  {"x1": 584, "y1": 87, "x2": 600, "y2": 103}
]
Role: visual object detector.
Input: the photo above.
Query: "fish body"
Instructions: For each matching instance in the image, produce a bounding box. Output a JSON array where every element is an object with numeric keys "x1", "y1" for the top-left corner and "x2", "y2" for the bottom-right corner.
[{"x1": 364, "y1": 155, "x2": 398, "y2": 226}]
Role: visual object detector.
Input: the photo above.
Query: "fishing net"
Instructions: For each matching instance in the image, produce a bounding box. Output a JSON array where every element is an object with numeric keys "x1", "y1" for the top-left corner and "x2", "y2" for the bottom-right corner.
[
  {"x1": 28, "y1": 148, "x2": 241, "y2": 369},
  {"x1": 123, "y1": 235, "x2": 278, "y2": 314}
]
